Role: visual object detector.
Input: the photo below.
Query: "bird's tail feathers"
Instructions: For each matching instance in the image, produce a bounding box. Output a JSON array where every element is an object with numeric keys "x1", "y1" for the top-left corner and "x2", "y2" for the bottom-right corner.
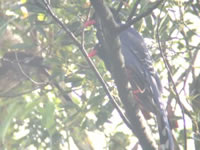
[
  {"x1": 150, "y1": 76, "x2": 174, "y2": 150},
  {"x1": 157, "y1": 108, "x2": 174, "y2": 150}
]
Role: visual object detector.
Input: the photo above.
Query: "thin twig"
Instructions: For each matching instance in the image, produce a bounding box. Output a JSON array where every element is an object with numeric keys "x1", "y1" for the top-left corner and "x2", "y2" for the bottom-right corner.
[
  {"x1": 180, "y1": 31, "x2": 199, "y2": 96},
  {"x1": 116, "y1": 0, "x2": 123, "y2": 14},
  {"x1": 127, "y1": 0, "x2": 140, "y2": 22},
  {"x1": 38, "y1": 0, "x2": 133, "y2": 131},
  {"x1": 14, "y1": 52, "x2": 47, "y2": 85},
  {"x1": 156, "y1": 2, "x2": 187, "y2": 150},
  {"x1": 81, "y1": 6, "x2": 91, "y2": 47}
]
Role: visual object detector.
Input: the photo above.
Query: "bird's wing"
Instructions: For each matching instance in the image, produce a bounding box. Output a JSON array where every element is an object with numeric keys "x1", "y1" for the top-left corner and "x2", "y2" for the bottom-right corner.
[{"x1": 119, "y1": 28, "x2": 162, "y2": 100}]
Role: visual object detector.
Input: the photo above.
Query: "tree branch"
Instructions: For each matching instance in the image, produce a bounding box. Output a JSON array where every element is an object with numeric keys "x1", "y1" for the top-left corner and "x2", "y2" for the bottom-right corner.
[
  {"x1": 118, "y1": 0, "x2": 163, "y2": 33},
  {"x1": 36, "y1": 0, "x2": 134, "y2": 139},
  {"x1": 127, "y1": 0, "x2": 141, "y2": 22},
  {"x1": 155, "y1": 3, "x2": 187, "y2": 150}
]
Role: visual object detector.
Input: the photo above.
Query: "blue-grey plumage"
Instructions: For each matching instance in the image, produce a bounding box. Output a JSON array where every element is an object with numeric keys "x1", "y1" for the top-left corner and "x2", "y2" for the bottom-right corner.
[
  {"x1": 120, "y1": 27, "x2": 162, "y2": 111},
  {"x1": 85, "y1": 7, "x2": 174, "y2": 149},
  {"x1": 93, "y1": 24, "x2": 174, "y2": 150}
]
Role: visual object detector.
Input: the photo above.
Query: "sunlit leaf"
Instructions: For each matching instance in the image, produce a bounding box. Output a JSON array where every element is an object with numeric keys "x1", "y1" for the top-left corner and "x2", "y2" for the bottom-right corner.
[{"x1": 0, "y1": 102, "x2": 20, "y2": 142}]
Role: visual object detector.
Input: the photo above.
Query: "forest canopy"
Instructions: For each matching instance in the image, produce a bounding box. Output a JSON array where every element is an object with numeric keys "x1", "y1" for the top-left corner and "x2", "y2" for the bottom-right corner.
[{"x1": 0, "y1": 0, "x2": 200, "y2": 150}]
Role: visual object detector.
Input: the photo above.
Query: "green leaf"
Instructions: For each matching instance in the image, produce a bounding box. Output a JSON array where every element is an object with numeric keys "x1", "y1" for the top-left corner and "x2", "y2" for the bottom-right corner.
[
  {"x1": 40, "y1": 101, "x2": 55, "y2": 135},
  {"x1": 0, "y1": 102, "x2": 20, "y2": 142},
  {"x1": 20, "y1": 98, "x2": 43, "y2": 119},
  {"x1": 0, "y1": 16, "x2": 16, "y2": 36},
  {"x1": 11, "y1": 43, "x2": 35, "y2": 50},
  {"x1": 71, "y1": 95, "x2": 82, "y2": 107},
  {"x1": 145, "y1": 16, "x2": 153, "y2": 31},
  {"x1": 159, "y1": 15, "x2": 170, "y2": 34}
]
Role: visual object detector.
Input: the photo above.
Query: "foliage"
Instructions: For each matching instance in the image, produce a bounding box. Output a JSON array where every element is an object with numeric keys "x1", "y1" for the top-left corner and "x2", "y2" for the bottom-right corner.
[{"x1": 0, "y1": 0, "x2": 200, "y2": 149}]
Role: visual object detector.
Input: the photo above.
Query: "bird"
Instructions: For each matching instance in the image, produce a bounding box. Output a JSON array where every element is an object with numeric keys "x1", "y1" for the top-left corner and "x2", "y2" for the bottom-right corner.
[{"x1": 84, "y1": 9, "x2": 174, "y2": 150}]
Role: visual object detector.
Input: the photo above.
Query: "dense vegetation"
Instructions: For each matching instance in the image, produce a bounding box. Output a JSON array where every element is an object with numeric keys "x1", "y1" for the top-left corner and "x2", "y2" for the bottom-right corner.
[{"x1": 0, "y1": 0, "x2": 200, "y2": 149}]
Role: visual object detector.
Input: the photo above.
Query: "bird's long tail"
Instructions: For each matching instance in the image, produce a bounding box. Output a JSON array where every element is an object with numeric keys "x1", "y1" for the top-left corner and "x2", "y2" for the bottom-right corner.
[
  {"x1": 149, "y1": 75, "x2": 174, "y2": 150},
  {"x1": 157, "y1": 107, "x2": 174, "y2": 150}
]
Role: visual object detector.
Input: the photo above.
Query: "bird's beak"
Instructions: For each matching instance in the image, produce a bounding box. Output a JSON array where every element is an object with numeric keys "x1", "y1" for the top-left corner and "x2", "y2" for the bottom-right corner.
[
  {"x1": 84, "y1": 19, "x2": 96, "y2": 28},
  {"x1": 88, "y1": 49, "x2": 97, "y2": 58}
]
